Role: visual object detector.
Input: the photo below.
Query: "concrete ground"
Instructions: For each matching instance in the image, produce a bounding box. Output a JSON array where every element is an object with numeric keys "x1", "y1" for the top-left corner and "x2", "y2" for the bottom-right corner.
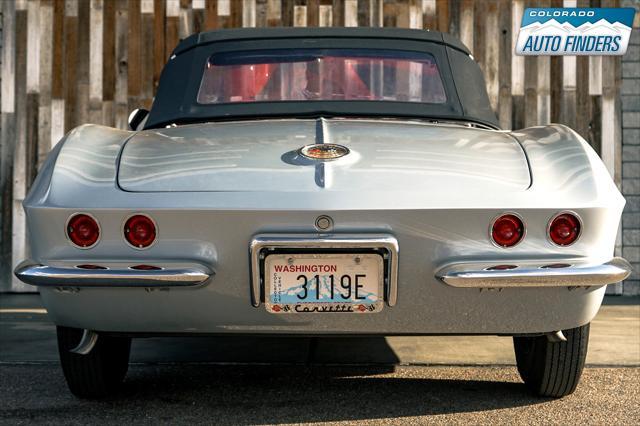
[{"x1": 1, "y1": 294, "x2": 639, "y2": 424}]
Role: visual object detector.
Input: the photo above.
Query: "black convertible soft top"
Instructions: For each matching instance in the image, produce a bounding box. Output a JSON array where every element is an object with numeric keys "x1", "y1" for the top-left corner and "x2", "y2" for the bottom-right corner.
[{"x1": 145, "y1": 27, "x2": 499, "y2": 129}]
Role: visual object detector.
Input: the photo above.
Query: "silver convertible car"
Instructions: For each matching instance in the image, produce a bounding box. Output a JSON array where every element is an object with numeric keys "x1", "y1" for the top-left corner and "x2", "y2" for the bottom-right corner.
[{"x1": 16, "y1": 28, "x2": 630, "y2": 398}]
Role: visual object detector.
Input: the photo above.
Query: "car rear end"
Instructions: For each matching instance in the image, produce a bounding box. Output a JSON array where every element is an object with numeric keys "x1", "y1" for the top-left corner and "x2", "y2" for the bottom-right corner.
[{"x1": 17, "y1": 119, "x2": 628, "y2": 336}]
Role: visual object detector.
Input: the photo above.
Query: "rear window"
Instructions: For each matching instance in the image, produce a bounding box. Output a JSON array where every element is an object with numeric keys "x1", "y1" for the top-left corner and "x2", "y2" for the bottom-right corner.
[{"x1": 197, "y1": 48, "x2": 447, "y2": 105}]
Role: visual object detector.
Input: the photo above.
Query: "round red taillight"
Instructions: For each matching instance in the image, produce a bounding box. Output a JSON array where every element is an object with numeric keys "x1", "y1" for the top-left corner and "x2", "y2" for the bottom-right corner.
[
  {"x1": 124, "y1": 214, "x2": 157, "y2": 248},
  {"x1": 491, "y1": 214, "x2": 525, "y2": 248},
  {"x1": 549, "y1": 213, "x2": 581, "y2": 246},
  {"x1": 66, "y1": 214, "x2": 100, "y2": 248}
]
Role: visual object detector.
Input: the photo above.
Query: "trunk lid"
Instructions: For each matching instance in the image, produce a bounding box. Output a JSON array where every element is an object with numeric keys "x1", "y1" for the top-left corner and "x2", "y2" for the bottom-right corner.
[{"x1": 117, "y1": 119, "x2": 530, "y2": 193}]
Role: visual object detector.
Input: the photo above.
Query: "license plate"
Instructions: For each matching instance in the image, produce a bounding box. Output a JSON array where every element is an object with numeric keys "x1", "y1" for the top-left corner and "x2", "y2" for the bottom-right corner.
[{"x1": 264, "y1": 253, "x2": 384, "y2": 314}]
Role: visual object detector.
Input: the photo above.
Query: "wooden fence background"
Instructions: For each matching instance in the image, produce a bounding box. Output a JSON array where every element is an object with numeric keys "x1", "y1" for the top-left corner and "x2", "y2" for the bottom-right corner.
[{"x1": 0, "y1": 0, "x2": 626, "y2": 291}]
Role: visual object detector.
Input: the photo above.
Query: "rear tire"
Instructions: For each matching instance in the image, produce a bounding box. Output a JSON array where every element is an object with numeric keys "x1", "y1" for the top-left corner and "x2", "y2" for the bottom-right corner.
[
  {"x1": 57, "y1": 326, "x2": 131, "y2": 398},
  {"x1": 513, "y1": 323, "x2": 589, "y2": 398}
]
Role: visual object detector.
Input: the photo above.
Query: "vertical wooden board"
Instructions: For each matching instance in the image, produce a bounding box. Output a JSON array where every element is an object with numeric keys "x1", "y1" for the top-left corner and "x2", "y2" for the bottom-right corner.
[
  {"x1": 319, "y1": 4, "x2": 332, "y2": 26},
  {"x1": 166, "y1": 0, "x2": 179, "y2": 52},
  {"x1": 524, "y1": 56, "x2": 537, "y2": 128},
  {"x1": 0, "y1": 1, "x2": 16, "y2": 289},
  {"x1": 549, "y1": 61, "x2": 562, "y2": 122},
  {"x1": 26, "y1": 0, "x2": 40, "y2": 95},
  {"x1": 588, "y1": 56, "x2": 602, "y2": 95},
  {"x1": 601, "y1": 55, "x2": 621, "y2": 181},
  {"x1": 485, "y1": 1, "x2": 499, "y2": 113},
  {"x1": 266, "y1": 0, "x2": 280, "y2": 26},
  {"x1": 26, "y1": 92, "x2": 39, "y2": 187},
  {"x1": 217, "y1": 0, "x2": 231, "y2": 23},
  {"x1": 367, "y1": 0, "x2": 382, "y2": 27},
  {"x1": 305, "y1": 0, "x2": 318, "y2": 26},
  {"x1": 447, "y1": 0, "x2": 459, "y2": 38},
  {"x1": 473, "y1": 0, "x2": 485, "y2": 74},
  {"x1": 562, "y1": 59, "x2": 577, "y2": 127},
  {"x1": 141, "y1": 6, "x2": 155, "y2": 108},
  {"x1": 128, "y1": 0, "x2": 142, "y2": 113},
  {"x1": 293, "y1": 4, "x2": 306, "y2": 26},
  {"x1": 382, "y1": 1, "x2": 396, "y2": 27},
  {"x1": 51, "y1": 0, "x2": 64, "y2": 101},
  {"x1": 193, "y1": 4, "x2": 206, "y2": 31},
  {"x1": 89, "y1": 0, "x2": 103, "y2": 125},
  {"x1": 1, "y1": 1, "x2": 16, "y2": 114},
  {"x1": 230, "y1": 0, "x2": 243, "y2": 27},
  {"x1": 332, "y1": 0, "x2": 344, "y2": 27},
  {"x1": 242, "y1": 0, "x2": 256, "y2": 27},
  {"x1": 64, "y1": 1, "x2": 78, "y2": 132},
  {"x1": 12, "y1": 7, "x2": 28, "y2": 291},
  {"x1": 254, "y1": 0, "x2": 266, "y2": 27},
  {"x1": 511, "y1": 0, "x2": 524, "y2": 96},
  {"x1": 76, "y1": 0, "x2": 90, "y2": 127},
  {"x1": 536, "y1": 0, "x2": 551, "y2": 126},
  {"x1": 206, "y1": 0, "x2": 218, "y2": 28},
  {"x1": 459, "y1": 0, "x2": 473, "y2": 53},
  {"x1": 409, "y1": 0, "x2": 422, "y2": 29},
  {"x1": 38, "y1": 0, "x2": 53, "y2": 167},
  {"x1": 589, "y1": 95, "x2": 602, "y2": 155},
  {"x1": 165, "y1": 14, "x2": 179, "y2": 58},
  {"x1": 103, "y1": 0, "x2": 116, "y2": 126},
  {"x1": 115, "y1": 0, "x2": 128, "y2": 130},
  {"x1": 278, "y1": 0, "x2": 291, "y2": 26},
  {"x1": 26, "y1": 1, "x2": 41, "y2": 187},
  {"x1": 344, "y1": 0, "x2": 357, "y2": 27},
  {"x1": 435, "y1": 0, "x2": 448, "y2": 33},
  {"x1": 498, "y1": 0, "x2": 512, "y2": 129},
  {"x1": 575, "y1": 56, "x2": 590, "y2": 138},
  {"x1": 561, "y1": 0, "x2": 577, "y2": 127},
  {"x1": 537, "y1": 56, "x2": 550, "y2": 125},
  {"x1": 154, "y1": 0, "x2": 166, "y2": 91},
  {"x1": 180, "y1": 0, "x2": 194, "y2": 38},
  {"x1": 422, "y1": 0, "x2": 435, "y2": 29},
  {"x1": 572, "y1": 0, "x2": 591, "y2": 138},
  {"x1": 357, "y1": 0, "x2": 370, "y2": 27},
  {"x1": 395, "y1": 1, "x2": 409, "y2": 28}
]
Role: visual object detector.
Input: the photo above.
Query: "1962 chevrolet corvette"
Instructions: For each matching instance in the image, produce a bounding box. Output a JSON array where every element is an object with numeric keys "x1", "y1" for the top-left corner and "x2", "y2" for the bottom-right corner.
[{"x1": 16, "y1": 27, "x2": 630, "y2": 398}]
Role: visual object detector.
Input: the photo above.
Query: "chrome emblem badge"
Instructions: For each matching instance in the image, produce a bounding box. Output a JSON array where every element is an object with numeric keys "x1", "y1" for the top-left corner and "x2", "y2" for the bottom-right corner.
[{"x1": 299, "y1": 144, "x2": 350, "y2": 161}]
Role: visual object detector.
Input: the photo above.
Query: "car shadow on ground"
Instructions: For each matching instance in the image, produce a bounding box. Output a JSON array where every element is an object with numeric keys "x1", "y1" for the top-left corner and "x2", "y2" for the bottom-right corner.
[{"x1": 110, "y1": 364, "x2": 545, "y2": 423}]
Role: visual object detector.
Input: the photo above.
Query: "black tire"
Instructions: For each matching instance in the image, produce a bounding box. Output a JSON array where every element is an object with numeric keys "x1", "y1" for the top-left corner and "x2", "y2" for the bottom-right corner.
[
  {"x1": 513, "y1": 323, "x2": 589, "y2": 398},
  {"x1": 57, "y1": 326, "x2": 131, "y2": 398}
]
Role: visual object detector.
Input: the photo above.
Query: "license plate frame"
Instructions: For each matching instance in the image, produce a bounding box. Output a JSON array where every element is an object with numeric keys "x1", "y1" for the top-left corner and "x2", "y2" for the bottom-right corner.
[{"x1": 264, "y1": 252, "x2": 385, "y2": 314}]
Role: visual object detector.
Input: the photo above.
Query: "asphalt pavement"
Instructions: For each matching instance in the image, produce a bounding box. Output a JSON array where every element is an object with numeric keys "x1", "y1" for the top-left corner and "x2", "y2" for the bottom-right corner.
[{"x1": 1, "y1": 294, "x2": 639, "y2": 425}]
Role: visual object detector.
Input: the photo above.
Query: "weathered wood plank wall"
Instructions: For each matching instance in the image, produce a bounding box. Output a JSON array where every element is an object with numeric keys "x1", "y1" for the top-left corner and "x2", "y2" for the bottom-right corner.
[{"x1": 0, "y1": 0, "x2": 623, "y2": 291}]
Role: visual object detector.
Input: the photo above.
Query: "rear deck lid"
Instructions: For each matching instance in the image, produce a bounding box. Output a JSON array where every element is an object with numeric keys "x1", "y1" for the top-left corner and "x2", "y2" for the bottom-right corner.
[{"x1": 117, "y1": 119, "x2": 530, "y2": 192}]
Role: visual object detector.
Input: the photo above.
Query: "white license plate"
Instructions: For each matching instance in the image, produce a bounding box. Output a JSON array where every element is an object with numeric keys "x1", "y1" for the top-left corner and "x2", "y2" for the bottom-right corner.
[{"x1": 264, "y1": 253, "x2": 384, "y2": 314}]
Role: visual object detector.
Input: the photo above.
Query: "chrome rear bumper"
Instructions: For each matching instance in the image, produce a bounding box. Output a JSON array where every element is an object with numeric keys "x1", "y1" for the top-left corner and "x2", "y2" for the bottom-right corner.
[
  {"x1": 436, "y1": 257, "x2": 631, "y2": 288},
  {"x1": 14, "y1": 261, "x2": 212, "y2": 287}
]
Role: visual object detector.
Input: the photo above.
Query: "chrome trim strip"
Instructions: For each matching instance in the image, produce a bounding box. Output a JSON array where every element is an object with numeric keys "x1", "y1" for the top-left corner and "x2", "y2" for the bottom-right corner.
[
  {"x1": 249, "y1": 234, "x2": 399, "y2": 308},
  {"x1": 436, "y1": 257, "x2": 631, "y2": 288},
  {"x1": 14, "y1": 261, "x2": 212, "y2": 287}
]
